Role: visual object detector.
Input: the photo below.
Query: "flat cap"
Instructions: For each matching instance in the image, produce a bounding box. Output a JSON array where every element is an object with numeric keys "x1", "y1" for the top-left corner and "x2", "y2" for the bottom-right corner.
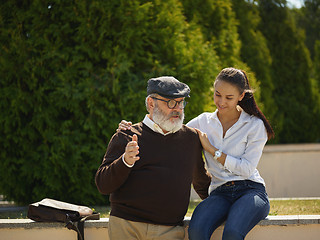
[{"x1": 147, "y1": 76, "x2": 190, "y2": 99}]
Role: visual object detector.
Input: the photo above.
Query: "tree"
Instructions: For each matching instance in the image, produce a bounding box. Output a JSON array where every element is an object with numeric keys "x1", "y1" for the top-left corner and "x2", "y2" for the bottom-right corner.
[
  {"x1": 181, "y1": 0, "x2": 241, "y2": 67},
  {"x1": 258, "y1": 0, "x2": 319, "y2": 142},
  {"x1": 310, "y1": 40, "x2": 320, "y2": 142},
  {"x1": 181, "y1": 0, "x2": 264, "y2": 114},
  {"x1": 0, "y1": 0, "x2": 219, "y2": 204},
  {"x1": 232, "y1": 0, "x2": 277, "y2": 140},
  {"x1": 297, "y1": 0, "x2": 320, "y2": 59}
]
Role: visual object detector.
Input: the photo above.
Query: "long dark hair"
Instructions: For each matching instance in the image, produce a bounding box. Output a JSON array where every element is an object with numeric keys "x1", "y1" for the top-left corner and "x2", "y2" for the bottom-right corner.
[{"x1": 215, "y1": 67, "x2": 275, "y2": 139}]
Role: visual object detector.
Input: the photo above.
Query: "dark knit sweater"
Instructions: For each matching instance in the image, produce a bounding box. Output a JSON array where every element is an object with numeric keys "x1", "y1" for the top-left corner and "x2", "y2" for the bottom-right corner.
[{"x1": 95, "y1": 122, "x2": 211, "y2": 226}]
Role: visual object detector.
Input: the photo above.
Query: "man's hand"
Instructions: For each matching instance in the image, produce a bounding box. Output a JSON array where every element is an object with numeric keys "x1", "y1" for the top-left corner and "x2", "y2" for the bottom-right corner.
[{"x1": 124, "y1": 134, "x2": 140, "y2": 166}]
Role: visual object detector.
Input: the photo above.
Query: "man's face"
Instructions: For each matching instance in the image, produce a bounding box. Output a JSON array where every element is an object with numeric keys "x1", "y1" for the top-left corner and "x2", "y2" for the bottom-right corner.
[{"x1": 149, "y1": 96, "x2": 185, "y2": 133}]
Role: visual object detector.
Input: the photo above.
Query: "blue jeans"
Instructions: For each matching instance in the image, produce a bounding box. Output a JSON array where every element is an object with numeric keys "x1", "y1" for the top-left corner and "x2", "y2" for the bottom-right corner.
[{"x1": 188, "y1": 180, "x2": 270, "y2": 240}]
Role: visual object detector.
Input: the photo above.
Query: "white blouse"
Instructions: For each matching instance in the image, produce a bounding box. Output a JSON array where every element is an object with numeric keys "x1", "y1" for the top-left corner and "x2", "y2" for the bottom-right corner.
[{"x1": 187, "y1": 110, "x2": 268, "y2": 193}]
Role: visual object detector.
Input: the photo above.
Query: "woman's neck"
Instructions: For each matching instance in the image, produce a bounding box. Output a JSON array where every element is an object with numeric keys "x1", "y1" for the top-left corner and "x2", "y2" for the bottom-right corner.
[
  {"x1": 217, "y1": 108, "x2": 242, "y2": 137},
  {"x1": 217, "y1": 108, "x2": 241, "y2": 124}
]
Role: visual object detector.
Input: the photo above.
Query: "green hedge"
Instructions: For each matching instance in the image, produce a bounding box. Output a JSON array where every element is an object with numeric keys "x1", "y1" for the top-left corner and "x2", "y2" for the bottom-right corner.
[
  {"x1": 0, "y1": 0, "x2": 319, "y2": 205},
  {"x1": 0, "y1": 0, "x2": 220, "y2": 205}
]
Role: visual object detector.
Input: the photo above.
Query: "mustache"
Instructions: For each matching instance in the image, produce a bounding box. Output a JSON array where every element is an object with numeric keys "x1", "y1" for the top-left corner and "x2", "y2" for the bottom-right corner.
[{"x1": 169, "y1": 111, "x2": 182, "y2": 118}]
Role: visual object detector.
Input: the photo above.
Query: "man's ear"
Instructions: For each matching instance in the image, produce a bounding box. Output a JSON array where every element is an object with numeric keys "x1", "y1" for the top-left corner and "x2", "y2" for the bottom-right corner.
[{"x1": 147, "y1": 96, "x2": 155, "y2": 110}]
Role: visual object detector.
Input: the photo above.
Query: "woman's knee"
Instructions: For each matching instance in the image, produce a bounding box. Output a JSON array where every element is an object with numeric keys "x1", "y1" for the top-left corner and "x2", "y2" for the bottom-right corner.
[{"x1": 254, "y1": 194, "x2": 270, "y2": 220}]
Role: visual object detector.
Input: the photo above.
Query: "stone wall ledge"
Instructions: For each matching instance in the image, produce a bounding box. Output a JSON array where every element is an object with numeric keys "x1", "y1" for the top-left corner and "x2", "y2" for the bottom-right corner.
[
  {"x1": 263, "y1": 143, "x2": 320, "y2": 153},
  {"x1": 1, "y1": 215, "x2": 320, "y2": 229}
]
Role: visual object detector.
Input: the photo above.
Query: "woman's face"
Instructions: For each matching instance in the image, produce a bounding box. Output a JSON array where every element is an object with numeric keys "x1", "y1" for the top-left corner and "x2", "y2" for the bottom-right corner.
[{"x1": 214, "y1": 80, "x2": 245, "y2": 114}]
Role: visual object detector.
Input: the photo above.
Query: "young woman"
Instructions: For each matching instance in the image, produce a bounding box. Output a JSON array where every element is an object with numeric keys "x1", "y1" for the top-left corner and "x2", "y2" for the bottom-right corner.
[
  {"x1": 117, "y1": 67, "x2": 274, "y2": 239},
  {"x1": 187, "y1": 67, "x2": 274, "y2": 240}
]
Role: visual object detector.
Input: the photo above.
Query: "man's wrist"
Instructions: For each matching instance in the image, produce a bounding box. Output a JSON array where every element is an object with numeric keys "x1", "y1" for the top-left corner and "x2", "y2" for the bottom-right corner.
[{"x1": 122, "y1": 154, "x2": 134, "y2": 168}]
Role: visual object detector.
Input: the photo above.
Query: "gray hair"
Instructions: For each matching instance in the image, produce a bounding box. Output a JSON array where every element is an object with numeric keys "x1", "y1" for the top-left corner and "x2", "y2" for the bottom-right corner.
[{"x1": 145, "y1": 93, "x2": 158, "y2": 112}]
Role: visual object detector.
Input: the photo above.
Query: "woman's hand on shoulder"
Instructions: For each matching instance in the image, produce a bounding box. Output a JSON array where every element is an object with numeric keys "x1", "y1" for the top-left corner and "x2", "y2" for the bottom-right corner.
[
  {"x1": 194, "y1": 128, "x2": 214, "y2": 154},
  {"x1": 117, "y1": 120, "x2": 132, "y2": 131},
  {"x1": 194, "y1": 128, "x2": 226, "y2": 165}
]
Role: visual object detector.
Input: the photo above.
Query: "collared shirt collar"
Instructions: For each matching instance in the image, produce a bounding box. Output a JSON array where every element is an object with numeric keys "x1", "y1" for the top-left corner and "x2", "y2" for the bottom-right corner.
[
  {"x1": 210, "y1": 108, "x2": 251, "y2": 124},
  {"x1": 143, "y1": 115, "x2": 174, "y2": 136}
]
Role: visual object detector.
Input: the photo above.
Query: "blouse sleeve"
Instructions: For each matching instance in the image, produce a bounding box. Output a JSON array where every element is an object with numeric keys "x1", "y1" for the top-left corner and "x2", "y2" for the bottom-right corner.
[
  {"x1": 186, "y1": 115, "x2": 201, "y2": 129},
  {"x1": 224, "y1": 119, "x2": 268, "y2": 178}
]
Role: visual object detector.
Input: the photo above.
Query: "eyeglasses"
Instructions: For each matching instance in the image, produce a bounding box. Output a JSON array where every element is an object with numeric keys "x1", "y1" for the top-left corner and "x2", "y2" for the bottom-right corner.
[{"x1": 151, "y1": 97, "x2": 187, "y2": 109}]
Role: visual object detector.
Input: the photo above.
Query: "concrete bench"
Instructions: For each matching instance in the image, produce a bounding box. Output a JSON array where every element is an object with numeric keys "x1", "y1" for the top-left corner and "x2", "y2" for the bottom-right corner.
[{"x1": 1, "y1": 215, "x2": 320, "y2": 240}]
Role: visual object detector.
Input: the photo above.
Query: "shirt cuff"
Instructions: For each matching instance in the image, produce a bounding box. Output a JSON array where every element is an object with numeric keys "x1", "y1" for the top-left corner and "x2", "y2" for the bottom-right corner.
[
  {"x1": 224, "y1": 155, "x2": 236, "y2": 173},
  {"x1": 122, "y1": 154, "x2": 134, "y2": 168}
]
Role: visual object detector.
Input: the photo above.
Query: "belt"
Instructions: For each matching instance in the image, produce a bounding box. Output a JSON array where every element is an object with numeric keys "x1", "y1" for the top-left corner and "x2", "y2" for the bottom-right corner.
[
  {"x1": 224, "y1": 181, "x2": 236, "y2": 187},
  {"x1": 223, "y1": 180, "x2": 251, "y2": 187},
  {"x1": 218, "y1": 180, "x2": 266, "y2": 194},
  {"x1": 222, "y1": 180, "x2": 258, "y2": 187}
]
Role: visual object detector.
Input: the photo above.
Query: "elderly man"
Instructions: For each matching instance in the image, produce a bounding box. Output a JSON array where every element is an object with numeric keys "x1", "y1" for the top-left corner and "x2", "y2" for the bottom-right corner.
[{"x1": 95, "y1": 76, "x2": 211, "y2": 240}]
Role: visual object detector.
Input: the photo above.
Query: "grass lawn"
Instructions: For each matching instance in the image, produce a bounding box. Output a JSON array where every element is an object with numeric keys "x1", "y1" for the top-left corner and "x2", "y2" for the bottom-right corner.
[
  {"x1": 186, "y1": 199, "x2": 320, "y2": 217},
  {"x1": 1, "y1": 199, "x2": 320, "y2": 219}
]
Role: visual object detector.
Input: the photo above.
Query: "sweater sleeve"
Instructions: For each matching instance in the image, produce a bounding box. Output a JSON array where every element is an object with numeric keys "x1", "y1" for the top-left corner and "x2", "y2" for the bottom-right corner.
[
  {"x1": 95, "y1": 131, "x2": 133, "y2": 195},
  {"x1": 192, "y1": 134, "x2": 211, "y2": 200}
]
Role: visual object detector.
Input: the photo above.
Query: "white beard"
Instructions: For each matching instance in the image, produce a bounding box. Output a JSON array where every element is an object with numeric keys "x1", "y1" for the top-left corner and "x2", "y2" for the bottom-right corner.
[{"x1": 152, "y1": 104, "x2": 184, "y2": 133}]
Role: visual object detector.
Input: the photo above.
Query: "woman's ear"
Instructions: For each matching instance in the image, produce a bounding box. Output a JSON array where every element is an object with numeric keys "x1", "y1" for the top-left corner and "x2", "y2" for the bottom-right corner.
[{"x1": 239, "y1": 91, "x2": 245, "y2": 102}]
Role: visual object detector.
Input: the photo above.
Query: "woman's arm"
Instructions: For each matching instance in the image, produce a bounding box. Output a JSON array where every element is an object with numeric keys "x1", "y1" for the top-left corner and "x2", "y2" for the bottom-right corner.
[
  {"x1": 194, "y1": 128, "x2": 227, "y2": 166},
  {"x1": 194, "y1": 119, "x2": 268, "y2": 179},
  {"x1": 224, "y1": 121, "x2": 268, "y2": 178}
]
